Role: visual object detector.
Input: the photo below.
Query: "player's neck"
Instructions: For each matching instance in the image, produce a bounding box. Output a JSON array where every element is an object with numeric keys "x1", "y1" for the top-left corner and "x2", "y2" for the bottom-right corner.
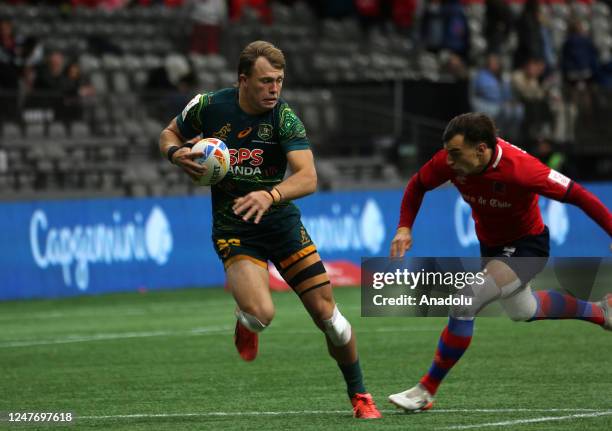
[
  {"x1": 475, "y1": 148, "x2": 494, "y2": 174},
  {"x1": 237, "y1": 88, "x2": 264, "y2": 116}
]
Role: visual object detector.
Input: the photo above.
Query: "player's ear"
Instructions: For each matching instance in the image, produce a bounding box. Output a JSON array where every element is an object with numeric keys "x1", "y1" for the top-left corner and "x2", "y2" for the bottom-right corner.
[
  {"x1": 477, "y1": 142, "x2": 487, "y2": 154},
  {"x1": 238, "y1": 73, "x2": 248, "y2": 85}
]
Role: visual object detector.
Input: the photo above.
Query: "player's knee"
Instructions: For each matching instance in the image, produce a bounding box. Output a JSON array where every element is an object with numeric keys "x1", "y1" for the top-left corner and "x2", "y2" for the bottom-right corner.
[
  {"x1": 237, "y1": 305, "x2": 275, "y2": 330},
  {"x1": 500, "y1": 284, "x2": 537, "y2": 322},
  {"x1": 322, "y1": 305, "x2": 352, "y2": 347}
]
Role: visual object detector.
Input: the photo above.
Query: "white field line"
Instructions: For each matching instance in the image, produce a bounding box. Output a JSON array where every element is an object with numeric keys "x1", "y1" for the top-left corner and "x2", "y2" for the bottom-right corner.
[
  {"x1": 0, "y1": 302, "x2": 234, "y2": 322},
  {"x1": 0, "y1": 326, "x2": 440, "y2": 349},
  {"x1": 443, "y1": 410, "x2": 612, "y2": 430},
  {"x1": 0, "y1": 326, "x2": 232, "y2": 348},
  {"x1": 68, "y1": 408, "x2": 610, "y2": 421}
]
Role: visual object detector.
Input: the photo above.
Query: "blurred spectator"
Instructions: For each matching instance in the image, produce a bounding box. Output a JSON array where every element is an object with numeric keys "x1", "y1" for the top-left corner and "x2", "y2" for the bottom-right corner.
[
  {"x1": 188, "y1": 0, "x2": 227, "y2": 54},
  {"x1": 440, "y1": 51, "x2": 468, "y2": 81},
  {"x1": 420, "y1": 0, "x2": 470, "y2": 61},
  {"x1": 535, "y1": 138, "x2": 574, "y2": 177},
  {"x1": 34, "y1": 50, "x2": 67, "y2": 92},
  {"x1": 561, "y1": 19, "x2": 599, "y2": 127},
  {"x1": 145, "y1": 66, "x2": 176, "y2": 92},
  {"x1": 561, "y1": 20, "x2": 599, "y2": 87},
  {"x1": 165, "y1": 71, "x2": 197, "y2": 121},
  {"x1": 511, "y1": 57, "x2": 553, "y2": 143},
  {"x1": 0, "y1": 19, "x2": 19, "y2": 91},
  {"x1": 61, "y1": 62, "x2": 95, "y2": 123},
  {"x1": 0, "y1": 19, "x2": 19, "y2": 123},
  {"x1": 354, "y1": 0, "x2": 383, "y2": 33},
  {"x1": 484, "y1": 0, "x2": 514, "y2": 54},
  {"x1": 470, "y1": 52, "x2": 523, "y2": 142},
  {"x1": 389, "y1": 0, "x2": 418, "y2": 36},
  {"x1": 230, "y1": 0, "x2": 272, "y2": 23},
  {"x1": 513, "y1": 0, "x2": 555, "y2": 71},
  {"x1": 30, "y1": 50, "x2": 69, "y2": 121}
]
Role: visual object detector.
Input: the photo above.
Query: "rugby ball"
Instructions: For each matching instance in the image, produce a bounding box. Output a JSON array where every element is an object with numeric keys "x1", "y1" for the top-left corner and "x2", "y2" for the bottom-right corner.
[{"x1": 190, "y1": 138, "x2": 230, "y2": 186}]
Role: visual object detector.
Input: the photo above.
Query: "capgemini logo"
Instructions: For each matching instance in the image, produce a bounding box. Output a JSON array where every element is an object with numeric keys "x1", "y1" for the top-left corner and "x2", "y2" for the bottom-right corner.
[
  {"x1": 302, "y1": 199, "x2": 386, "y2": 254},
  {"x1": 541, "y1": 199, "x2": 569, "y2": 245},
  {"x1": 30, "y1": 206, "x2": 173, "y2": 291},
  {"x1": 145, "y1": 207, "x2": 173, "y2": 264},
  {"x1": 454, "y1": 198, "x2": 477, "y2": 247},
  {"x1": 360, "y1": 199, "x2": 386, "y2": 254}
]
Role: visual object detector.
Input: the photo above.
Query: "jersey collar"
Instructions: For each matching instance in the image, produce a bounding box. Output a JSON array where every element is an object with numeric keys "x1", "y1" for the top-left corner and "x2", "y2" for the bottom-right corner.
[{"x1": 491, "y1": 143, "x2": 503, "y2": 168}]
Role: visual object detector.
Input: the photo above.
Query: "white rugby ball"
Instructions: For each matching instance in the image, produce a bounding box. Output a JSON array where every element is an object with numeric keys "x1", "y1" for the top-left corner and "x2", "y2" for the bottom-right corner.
[{"x1": 190, "y1": 138, "x2": 230, "y2": 186}]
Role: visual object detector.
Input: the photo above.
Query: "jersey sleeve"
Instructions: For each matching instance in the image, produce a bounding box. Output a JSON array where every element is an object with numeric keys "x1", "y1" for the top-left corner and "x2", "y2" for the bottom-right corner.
[
  {"x1": 398, "y1": 150, "x2": 453, "y2": 228},
  {"x1": 278, "y1": 103, "x2": 310, "y2": 152},
  {"x1": 175, "y1": 92, "x2": 212, "y2": 139},
  {"x1": 515, "y1": 154, "x2": 573, "y2": 201}
]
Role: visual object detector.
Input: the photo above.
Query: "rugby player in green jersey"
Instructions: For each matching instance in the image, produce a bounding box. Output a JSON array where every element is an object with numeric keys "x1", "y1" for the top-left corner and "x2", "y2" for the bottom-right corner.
[{"x1": 159, "y1": 41, "x2": 381, "y2": 419}]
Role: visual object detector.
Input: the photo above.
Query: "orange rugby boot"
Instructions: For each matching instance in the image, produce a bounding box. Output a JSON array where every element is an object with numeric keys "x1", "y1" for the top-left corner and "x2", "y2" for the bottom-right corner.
[
  {"x1": 351, "y1": 393, "x2": 382, "y2": 419},
  {"x1": 234, "y1": 320, "x2": 258, "y2": 361}
]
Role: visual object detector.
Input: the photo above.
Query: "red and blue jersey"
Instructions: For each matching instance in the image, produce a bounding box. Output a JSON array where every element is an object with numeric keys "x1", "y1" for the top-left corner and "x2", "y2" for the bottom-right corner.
[{"x1": 399, "y1": 138, "x2": 612, "y2": 247}]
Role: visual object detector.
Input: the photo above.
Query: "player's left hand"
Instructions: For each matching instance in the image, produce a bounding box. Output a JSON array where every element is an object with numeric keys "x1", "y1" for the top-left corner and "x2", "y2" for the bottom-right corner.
[{"x1": 233, "y1": 191, "x2": 274, "y2": 224}]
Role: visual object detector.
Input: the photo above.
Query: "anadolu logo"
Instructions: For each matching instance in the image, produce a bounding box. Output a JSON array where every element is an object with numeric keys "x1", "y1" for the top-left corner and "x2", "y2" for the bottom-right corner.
[
  {"x1": 302, "y1": 199, "x2": 385, "y2": 254},
  {"x1": 30, "y1": 206, "x2": 173, "y2": 291}
]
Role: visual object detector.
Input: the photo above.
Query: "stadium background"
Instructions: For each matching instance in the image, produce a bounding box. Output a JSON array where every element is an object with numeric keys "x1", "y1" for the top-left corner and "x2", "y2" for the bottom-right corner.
[{"x1": 1, "y1": 1, "x2": 611, "y2": 430}]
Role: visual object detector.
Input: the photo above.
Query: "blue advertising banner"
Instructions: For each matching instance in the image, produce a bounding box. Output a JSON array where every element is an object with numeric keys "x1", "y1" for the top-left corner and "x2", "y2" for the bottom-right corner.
[
  {"x1": 299, "y1": 183, "x2": 612, "y2": 259},
  {"x1": 1, "y1": 183, "x2": 610, "y2": 300},
  {"x1": 0, "y1": 197, "x2": 223, "y2": 300}
]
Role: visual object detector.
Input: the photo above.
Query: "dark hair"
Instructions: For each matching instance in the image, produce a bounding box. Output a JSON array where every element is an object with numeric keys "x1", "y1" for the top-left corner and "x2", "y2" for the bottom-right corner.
[
  {"x1": 237, "y1": 40, "x2": 285, "y2": 78},
  {"x1": 442, "y1": 112, "x2": 497, "y2": 149}
]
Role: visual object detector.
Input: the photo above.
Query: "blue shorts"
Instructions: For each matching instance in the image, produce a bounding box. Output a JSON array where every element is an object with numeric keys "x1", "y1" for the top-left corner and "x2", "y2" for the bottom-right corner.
[{"x1": 479, "y1": 226, "x2": 550, "y2": 284}]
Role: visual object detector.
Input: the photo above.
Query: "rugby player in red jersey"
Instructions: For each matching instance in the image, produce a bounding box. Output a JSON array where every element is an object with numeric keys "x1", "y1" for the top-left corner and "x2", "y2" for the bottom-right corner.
[{"x1": 387, "y1": 113, "x2": 612, "y2": 412}]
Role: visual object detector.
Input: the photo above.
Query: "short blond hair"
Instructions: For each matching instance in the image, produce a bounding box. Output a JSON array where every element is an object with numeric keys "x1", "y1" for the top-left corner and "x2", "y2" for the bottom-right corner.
[{"x1": 237, "y1": 40, "x2": 285, "y2": 78}]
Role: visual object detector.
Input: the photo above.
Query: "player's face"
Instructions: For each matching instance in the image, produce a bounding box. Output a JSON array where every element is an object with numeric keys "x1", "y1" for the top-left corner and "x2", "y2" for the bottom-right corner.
[
  {"x1": 239, "y1": 57, "x2": 284, "y2": 114},
  {"x1": 444, "y1": 135, "x2": 488, "y2": 176}
]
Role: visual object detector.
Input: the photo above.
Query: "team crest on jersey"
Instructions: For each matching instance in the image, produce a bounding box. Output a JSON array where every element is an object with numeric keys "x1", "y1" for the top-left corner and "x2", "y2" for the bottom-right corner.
[
  {"x1": 213, "y1": 123, "x2": 232, "y2": 141},
  {"x1": 493, "y1": 182, "x2": 506, "y2": 194},
  {"x1": 257, "y1": 123, "x2": 273, "y2": 140}
]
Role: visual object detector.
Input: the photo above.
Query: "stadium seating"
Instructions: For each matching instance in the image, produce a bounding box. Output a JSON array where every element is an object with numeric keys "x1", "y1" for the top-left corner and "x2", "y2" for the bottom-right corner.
[{"x1": 1, "y1": 0, "x2": 611, "y2": 200}]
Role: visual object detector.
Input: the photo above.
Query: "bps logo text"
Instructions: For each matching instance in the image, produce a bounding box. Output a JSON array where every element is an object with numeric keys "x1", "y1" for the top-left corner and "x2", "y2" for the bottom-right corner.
[{"x1": 229, "y1": 148, "x2": 264, "y2": 176}]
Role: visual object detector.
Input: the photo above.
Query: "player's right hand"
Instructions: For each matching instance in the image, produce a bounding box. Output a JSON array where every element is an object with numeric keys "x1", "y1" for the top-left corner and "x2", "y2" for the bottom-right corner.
[
  {"x1": 390, "y1": 227, "x2": 413, "y2": 258},
  {"x1": 171, "y1": 148, "x2": 208, "y2": 182}
]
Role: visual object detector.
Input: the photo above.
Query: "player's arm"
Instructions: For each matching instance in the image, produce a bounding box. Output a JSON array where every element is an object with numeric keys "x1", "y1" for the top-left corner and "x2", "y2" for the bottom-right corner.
[
  {"x1": 564, "y1": 183, "x2": 612, "y2": 247},
  {"x1": 391, "y1": 151, "x2": 452, "y2": 257},
  {"x1": 160, "y1": 93, "x2": 212, "y2": 181},
  {"x1": 521, "y1": 158, "x2": 612, "y2": 249},
  {"x1": 232, "y1": 149, "x2": 316, "y2": 224},
  {"x1": 159, "y1": 118, "x2": 206, "y2": 182}
]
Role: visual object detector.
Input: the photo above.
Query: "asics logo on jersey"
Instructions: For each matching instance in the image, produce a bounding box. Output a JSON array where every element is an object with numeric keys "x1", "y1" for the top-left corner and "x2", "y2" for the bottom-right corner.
[{"x1": 237, "y1": 127, "x2": 253, "y2": 139}]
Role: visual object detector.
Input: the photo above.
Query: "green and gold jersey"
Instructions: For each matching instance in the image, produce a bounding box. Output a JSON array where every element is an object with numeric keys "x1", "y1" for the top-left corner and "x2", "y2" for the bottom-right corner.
[{"x1": 176, "y1": 87, "x2": 310, "y2": 233}]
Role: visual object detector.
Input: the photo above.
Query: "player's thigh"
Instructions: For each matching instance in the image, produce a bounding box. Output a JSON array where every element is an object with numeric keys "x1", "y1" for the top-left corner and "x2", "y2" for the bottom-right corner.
[
  {"x1": 480, "y1": 227, "x2": 550, "y2": 287},
  {"x1": 276, "y1": 248, "x2": 335, "y2": 322},
  {"x1": 226, "y1": 259, "x2": 274, "y2": 322},
  {"x1": 482, "y1": 259, "x2": 520, "y2": 287},
  {"x1": 299, "y1": 272, "x2": 336, "y2": 325}
]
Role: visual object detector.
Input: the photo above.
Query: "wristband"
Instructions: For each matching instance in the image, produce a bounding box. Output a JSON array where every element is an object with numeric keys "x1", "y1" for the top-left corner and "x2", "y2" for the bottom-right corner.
[
  {"x1": 167, "y1": 146, "x2": 181, "y2": 163},
  {"x1": 272, "y1": 187, "x2": 283, "y2": 202},
  {"x1": 265, "y1": 189, "x2": 276, "y2": 203}
]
